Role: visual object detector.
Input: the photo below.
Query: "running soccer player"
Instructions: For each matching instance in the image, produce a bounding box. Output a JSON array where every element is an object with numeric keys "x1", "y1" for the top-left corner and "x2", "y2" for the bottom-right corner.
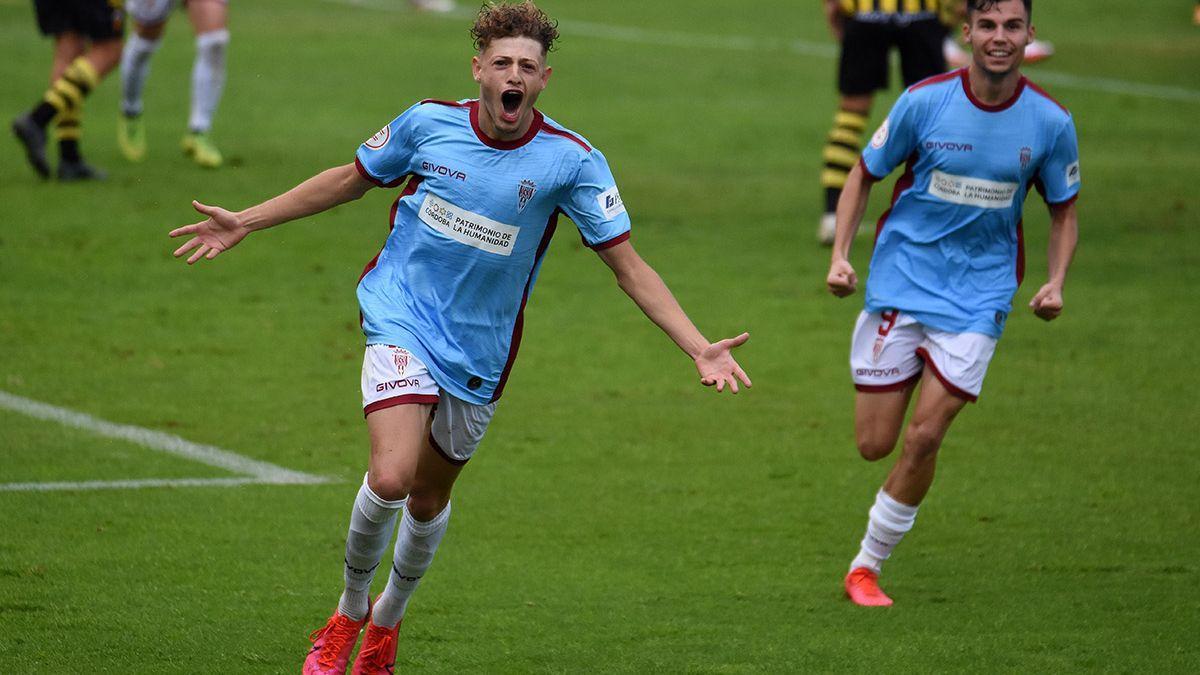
[
  {"x1": 118, "y1": 0, "x2": 230, "y2": 167},
  {"x1": 825, "y1": 0, "x2": 1079, "y2": 607},
  {"x1": 168, "y1": 2, "x2": 751, "y2": 671},
  {"x1": 11, "y1": 0, "x2": 125, "y2": 181}
]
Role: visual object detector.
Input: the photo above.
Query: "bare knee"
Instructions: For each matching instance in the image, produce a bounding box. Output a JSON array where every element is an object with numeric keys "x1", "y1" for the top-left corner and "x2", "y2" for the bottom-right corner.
[
  {"x1": 406, "y1": 488, "x2": 451, "y2": 522},
  {"x1": 902, "y1": 420, "x2": 943, "y2": 462},
  {"x1": 365, "y1": 470, "x2": 411, "y2": 503},
  {"x1": 855, "y1": 434, "x2": 894, "y2": 461}
]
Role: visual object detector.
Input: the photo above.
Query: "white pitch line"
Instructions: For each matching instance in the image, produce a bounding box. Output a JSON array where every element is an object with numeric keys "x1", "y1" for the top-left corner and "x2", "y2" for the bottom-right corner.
[
  {"x1": 320, "y1": 0, "x2": 1200, "y2": 104},
  {"x1": 0, "y1": 477, "x2": 273, "y2": 493},
  {"x1": 0, "y1": 390, "x2": 329, "y2": 486}
]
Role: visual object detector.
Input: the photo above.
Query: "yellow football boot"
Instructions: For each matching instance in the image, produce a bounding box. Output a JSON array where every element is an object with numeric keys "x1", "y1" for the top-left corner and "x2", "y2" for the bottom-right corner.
[
  {"x1": 117, "y1": 115, "x2": 146, "y2": 162},
  {"x1": 181, "y1": 132, "x2": 223, "y2": 169}
]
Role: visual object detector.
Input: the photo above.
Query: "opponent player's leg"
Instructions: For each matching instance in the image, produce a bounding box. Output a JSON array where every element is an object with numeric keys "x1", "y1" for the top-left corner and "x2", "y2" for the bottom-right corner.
[
  {"x1": 355, "y1": 395, "x2": 494, "y2": 675},
  {"x1": 896, "y1": 17, "x2": 947, "y2": 89},
  {"x1": 119, "y1": 1, "x2": 173, "y2": 162},
  {"x1": 819, "y1": 18, "x2": 884, "y2": 245},
  {"x1": 54, "y1": 35, "x2": 122, "y2": 181},
  {"x1": 12, "y1": 27, "x2": 85, "y2": 178},
  {"x1": 182, "y1": 0, "x2": 229, "y2": 168}
]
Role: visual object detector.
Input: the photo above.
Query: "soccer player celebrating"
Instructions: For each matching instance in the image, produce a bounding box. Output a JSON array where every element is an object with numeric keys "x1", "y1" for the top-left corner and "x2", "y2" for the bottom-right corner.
[
  {"x1": 168, "y1": 1, "x2": 751, "y2": 671},
  {"x1": 118, "y1": 0, "x2": 230, "y2": 167},
  {"x1": 825, "y1": 0, "x2": 1079, "y2": 607}
]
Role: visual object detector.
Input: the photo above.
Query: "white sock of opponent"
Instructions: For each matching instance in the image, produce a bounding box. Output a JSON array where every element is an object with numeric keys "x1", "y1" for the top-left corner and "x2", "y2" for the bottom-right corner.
[
  {"x1": 187, "y1": 29, "x2": 229, "y2": 133},
  {"x1": 337, "y1": 477, "x2": 403, "y2": 621},
  {"x1": 371, "y1": 502, "x2": 452, "y2": 629},
  {"x1": 119, "y1": 33, "x2": 162, "y2": 117},
  {"x1": 850, "y1": 489, "x2": 919, "y2": 574}
]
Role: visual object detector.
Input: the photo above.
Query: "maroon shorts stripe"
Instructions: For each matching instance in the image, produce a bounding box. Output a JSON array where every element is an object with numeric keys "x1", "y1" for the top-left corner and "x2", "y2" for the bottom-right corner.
[
  {"x1": 363, "y1": 394, "x2": 439, "y2": 417},
  {"x1": 428, "y1": 433, "x2": 468, "y2": 467},
  {"x1": 915, "y1": 347, "x2": 978, "y2": 402}
]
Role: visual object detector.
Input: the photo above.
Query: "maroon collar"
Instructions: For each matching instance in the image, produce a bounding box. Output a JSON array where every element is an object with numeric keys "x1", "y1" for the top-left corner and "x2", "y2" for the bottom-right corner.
[
  {"x1": 960, "y1": 68, "x2": 1026, "y2": 112},
  {"x1": 468, "y1": 100, "x2": 543, "y2": 150}
]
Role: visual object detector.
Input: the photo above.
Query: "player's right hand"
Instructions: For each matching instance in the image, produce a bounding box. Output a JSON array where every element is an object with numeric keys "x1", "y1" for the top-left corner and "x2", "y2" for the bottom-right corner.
[
  {"x1": 169, "y1": 200, "x2": 248, "y2": 265},
  {"x1": 826, "y1": 259, "x2": 858, "y2": 297}
]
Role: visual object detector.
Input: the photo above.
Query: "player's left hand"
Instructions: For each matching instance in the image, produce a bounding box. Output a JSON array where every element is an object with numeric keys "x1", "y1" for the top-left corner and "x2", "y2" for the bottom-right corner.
[
  {"x1": 695, "y1": 332, "x2": 753, "y2": 394},
  {"x1": 1029, "y1": 283, "x2": 1064, "y2": 321}
]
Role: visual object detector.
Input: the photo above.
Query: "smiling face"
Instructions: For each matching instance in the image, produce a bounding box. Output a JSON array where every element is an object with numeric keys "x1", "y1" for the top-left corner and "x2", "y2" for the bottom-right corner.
[
  {"x1": 471, "y1": 36, "x2": 552, "y2": 141},
  {"x1": 964, "y1": 0, "x2": 1034, "y2": 78}
]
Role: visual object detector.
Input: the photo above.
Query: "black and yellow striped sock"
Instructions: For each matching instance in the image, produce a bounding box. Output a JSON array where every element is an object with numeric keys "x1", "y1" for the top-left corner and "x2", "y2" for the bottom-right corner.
[
  {"x1": 820, "y1": 109, "x2": 868, "y2": 213},
  {"x1": 57, "y1": 107, "x2": 82, "y2": 163},
  {"x1": 30, "y1": 57, "x2": 99, "y2": 128}
]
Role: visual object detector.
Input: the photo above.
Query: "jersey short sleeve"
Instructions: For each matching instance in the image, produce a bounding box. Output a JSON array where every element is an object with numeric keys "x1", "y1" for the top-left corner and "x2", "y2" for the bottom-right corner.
[
  {"x1": 355, "y1": 103, "x2": 422, "y2": 188},
  {"x1": 559, "y1": 149, "x2": 632, "y2": 249},
  {"x1": 861, "y1": 91, "x2": 921, "y2": 180},
  {"x1": 1036, "y1": 116, "x2": 1081, "y2": 205}
]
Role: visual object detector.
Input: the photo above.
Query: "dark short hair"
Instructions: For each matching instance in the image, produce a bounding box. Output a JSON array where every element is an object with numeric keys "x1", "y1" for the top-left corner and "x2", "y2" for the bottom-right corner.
[
  {"x1": 471, "y1": 1, "x2": 559, "y2": 54},
  {"x1": 967, "y1": 0, "x2": 1033, "y2": 19}
]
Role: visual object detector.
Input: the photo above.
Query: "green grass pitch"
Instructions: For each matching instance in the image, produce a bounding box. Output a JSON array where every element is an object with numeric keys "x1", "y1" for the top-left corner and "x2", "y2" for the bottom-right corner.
[{"x1": 1, "y1": 0, "x2": 1198, "y2": 671}]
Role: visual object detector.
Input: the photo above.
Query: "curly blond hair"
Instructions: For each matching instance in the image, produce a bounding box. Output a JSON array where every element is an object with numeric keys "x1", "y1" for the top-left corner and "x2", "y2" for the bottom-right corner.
[{"x1": 470, "y1": 1, "x2": 559, "y2": 54}]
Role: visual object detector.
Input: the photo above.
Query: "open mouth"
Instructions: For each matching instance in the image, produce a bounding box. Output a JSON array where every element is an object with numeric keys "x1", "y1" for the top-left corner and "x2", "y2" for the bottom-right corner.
[{"x1": 500, "y1": 89, "x2": 523, "y2": 123}]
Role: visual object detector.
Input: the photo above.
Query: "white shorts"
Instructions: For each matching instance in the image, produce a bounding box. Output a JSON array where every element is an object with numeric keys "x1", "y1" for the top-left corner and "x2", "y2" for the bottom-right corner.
[
  {"x1": 849, "y1": 310, "x2": 997, "y2": 402},
  {"x1": 127, "y1": 0, "x2": 177, "y2": 25},
  {"x1": 361, "y1": 344, "x2": 496, "y2": 465},
  {"x1": 128, "y1": 0, "x2": 228, "y2": 25}
]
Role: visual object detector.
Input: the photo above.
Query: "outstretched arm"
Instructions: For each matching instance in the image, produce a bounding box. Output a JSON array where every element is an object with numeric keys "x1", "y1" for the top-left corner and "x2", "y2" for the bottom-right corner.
[
  {"x1": 596, "y1": 241, "x2": 752, "y2": 393},
  {"x1": 1029, "y1": 199, "x2": 1078, "y2": 321},
  {"x1": 169, "y1": 163, "x2": 374, "y2": 264},
  {"x1": 826, "y1": 161, "x2": 874, "y2": 297}
]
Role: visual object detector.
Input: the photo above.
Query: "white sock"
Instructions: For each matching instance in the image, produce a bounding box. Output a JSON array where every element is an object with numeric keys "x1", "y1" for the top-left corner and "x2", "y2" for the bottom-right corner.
[
  {"x1": 119, "y1": 34, "x2": 162, "y2": 117},
  {"x1": 188, "y1": 29, "x2": 229, "y2": 133},
  {"x1": 371, "y1": 502, "x2": 451, "y2": 628},
  {"x1": 337, "y1": 476, "x2": 403, "y2": 621},
  {"x1": 850, "y1": 489, "x2": 919, "y2": 574}
]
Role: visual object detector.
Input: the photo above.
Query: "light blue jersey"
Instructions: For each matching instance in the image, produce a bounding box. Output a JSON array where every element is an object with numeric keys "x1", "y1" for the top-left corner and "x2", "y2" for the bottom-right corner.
[
  {"x1": 860, "y1": 68, "x2": 1080, "y2": 338},
  {"x1": 354, "y1": 99, "x2": 631, "y2": 404}
]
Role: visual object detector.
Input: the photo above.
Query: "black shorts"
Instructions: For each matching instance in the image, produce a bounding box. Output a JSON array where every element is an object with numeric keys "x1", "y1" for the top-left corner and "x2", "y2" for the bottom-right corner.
[
  {"x1": 34, "y1": 0, "x2": 125, "y2": 41},
  {"x1": 838, "y1": 17, "x2": 946, "y2": 96}
]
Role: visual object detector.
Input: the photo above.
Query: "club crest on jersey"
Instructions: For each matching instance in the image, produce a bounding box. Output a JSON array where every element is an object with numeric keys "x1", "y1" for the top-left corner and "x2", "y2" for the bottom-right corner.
[
  {"x1": 517, "y1": 179, "x2": 537, "y2": 214},
  {"x1": 1019, "y1": 146, "x2": 1032, "y2": 170},
  {"x1": 392, "y1": 349, "x2": 410, "y2": 374},
  {"x1": 364, "y1": 125, "x2": 391, "y2": 151},
  {"x1": 870, "y1": 117, "x2": 889, "y2": 149}
]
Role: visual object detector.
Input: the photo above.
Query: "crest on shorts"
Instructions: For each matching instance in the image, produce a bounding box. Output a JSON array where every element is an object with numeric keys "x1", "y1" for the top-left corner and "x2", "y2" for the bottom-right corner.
[
  {"x1": 1019, "y1": 146, "x2": 1032, "y2": 170},
  {"x1": 517, "y1": 179, "x2": 537, "y2": 213},
  {"x1": 393, "y1": 349, "x2": 410, "y2": 374}
]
